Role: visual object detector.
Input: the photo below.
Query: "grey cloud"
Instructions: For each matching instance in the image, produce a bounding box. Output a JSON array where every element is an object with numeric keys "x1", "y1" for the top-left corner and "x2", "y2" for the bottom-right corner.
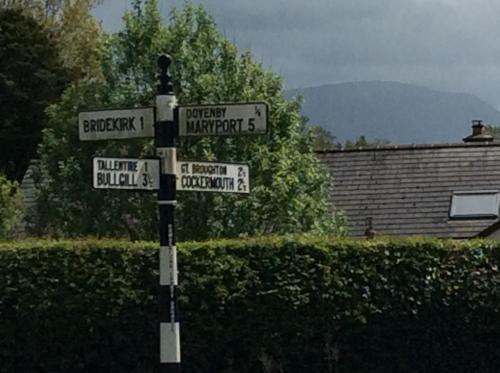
[{"x1": 95, "y1": 0, "x2": 500, "y2": 106}]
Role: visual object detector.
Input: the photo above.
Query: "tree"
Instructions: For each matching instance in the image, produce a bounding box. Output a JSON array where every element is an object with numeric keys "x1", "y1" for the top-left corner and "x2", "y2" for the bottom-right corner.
[
  {"x1": 485, "y1": 124, "x2": 500, "y2": 139},
  {"x1": 36, "y1": 0, "x2": 346, "y2": 240},
  {"x1": 311, "y1": 126, "x2": 340, "y2": 151},
  {"x1": 344, "y1": 135, "x2": 389, "y2": 149},
  {"x1": 0, "y1": 0, "x2": 104, "y2": 80},
  {"x1": 0, "y1": 8, "x2": 68, "y2": 181},
  {"x1": 0, "y1": 173, "x2": 24, "y2": 238}
]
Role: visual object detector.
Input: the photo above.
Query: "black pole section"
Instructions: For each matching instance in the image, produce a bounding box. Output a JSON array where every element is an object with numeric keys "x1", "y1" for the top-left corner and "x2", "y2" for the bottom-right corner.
[{"x1": 156, "y1": 54, "x2": 180, "y2": 373}]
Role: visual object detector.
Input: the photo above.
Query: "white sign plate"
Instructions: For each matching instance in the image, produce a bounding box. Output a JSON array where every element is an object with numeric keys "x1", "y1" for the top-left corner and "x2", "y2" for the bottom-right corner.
[
  {"x1": 178, "y1": 102, "x2": 267, "y2": 136},
  {"x1": 79, "y1": 107, "x2": 155, "y2": 141},
  {"x1": 93, "y1": 157, "x2": 160, "y2": 190},
  {"x1": 177, "y1": 161, "x2": 250, "y2": 194}
]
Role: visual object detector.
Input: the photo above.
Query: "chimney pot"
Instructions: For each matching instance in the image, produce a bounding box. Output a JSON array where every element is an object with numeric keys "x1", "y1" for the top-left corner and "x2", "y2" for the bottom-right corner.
[{"x1": 463, "y1": 120, "x2": 493, "y2": 143}]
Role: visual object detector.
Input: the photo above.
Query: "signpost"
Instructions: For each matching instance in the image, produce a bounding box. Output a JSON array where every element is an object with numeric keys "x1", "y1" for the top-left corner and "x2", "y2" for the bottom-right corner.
[
  {"x1": 79, "y1": 54, "x2": 268, "y2": 373},
  {"x1": 79, "y1": 107, "x2": 155, "y2": 141},
  {"x1": 177, "y1": 161, "x2": 249, "y2": 194},
  {"x1": 178, "y1": 102, "x2": 267, "y2": 136},
  {"x1": 93, "y1": 157, "x2": 160, "y2": 190}
]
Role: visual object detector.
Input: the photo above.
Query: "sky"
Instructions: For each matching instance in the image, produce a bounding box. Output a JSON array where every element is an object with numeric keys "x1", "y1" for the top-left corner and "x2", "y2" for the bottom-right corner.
[{"x1": 94, "y1": 0, "x2": 500, "y2": 108}]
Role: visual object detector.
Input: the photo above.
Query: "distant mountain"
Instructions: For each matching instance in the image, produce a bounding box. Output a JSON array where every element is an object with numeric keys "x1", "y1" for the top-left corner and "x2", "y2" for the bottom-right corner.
[{"x1": 286, "y1": 81, "x2": 500, "y2": 144}]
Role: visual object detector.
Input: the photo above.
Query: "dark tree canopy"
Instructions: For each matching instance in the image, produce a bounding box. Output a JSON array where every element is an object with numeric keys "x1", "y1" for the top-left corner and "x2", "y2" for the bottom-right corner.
[{"x1": 0, "y1": 8, "x2": 67, "y2": 180}]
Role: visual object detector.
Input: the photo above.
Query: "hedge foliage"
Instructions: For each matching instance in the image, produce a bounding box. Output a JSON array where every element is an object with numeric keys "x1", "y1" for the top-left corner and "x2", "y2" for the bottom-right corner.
[{"x1": 1, "y1": 237, "x2": 500, "y2": 372}]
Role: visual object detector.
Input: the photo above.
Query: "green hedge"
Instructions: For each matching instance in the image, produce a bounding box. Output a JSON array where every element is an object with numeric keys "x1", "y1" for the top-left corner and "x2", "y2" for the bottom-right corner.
[{"x1": 1, "y1": 237, "x2": 500, "y2": 372}]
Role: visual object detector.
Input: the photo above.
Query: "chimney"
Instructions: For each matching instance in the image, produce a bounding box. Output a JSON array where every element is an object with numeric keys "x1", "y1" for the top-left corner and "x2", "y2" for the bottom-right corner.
[{"x1": 463, "y1": 120, "x2": 493, "y2": 143}]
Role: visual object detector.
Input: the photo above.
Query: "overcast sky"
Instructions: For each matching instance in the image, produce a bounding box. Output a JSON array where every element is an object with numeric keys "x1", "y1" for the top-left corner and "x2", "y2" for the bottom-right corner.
[{"x1": 94, "y1": 0, "x2": 500, "y2": 108}]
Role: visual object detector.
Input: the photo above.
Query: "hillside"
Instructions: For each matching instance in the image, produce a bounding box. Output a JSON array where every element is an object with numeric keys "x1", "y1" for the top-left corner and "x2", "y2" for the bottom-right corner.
[{"x1": 286, "y1": 81, "x2": 500, "y2": 144}]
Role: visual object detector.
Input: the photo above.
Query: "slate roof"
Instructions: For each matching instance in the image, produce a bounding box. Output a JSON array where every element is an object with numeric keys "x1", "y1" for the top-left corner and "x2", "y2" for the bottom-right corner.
[{"x1": 317, "y1": 143, "x2": 500, "y2": 238}]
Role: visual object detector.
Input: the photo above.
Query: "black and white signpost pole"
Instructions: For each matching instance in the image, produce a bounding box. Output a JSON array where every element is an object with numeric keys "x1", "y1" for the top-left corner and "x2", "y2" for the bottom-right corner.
[{"x1": 156, "y1": 54, "x2": 181, "y2": 373}]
